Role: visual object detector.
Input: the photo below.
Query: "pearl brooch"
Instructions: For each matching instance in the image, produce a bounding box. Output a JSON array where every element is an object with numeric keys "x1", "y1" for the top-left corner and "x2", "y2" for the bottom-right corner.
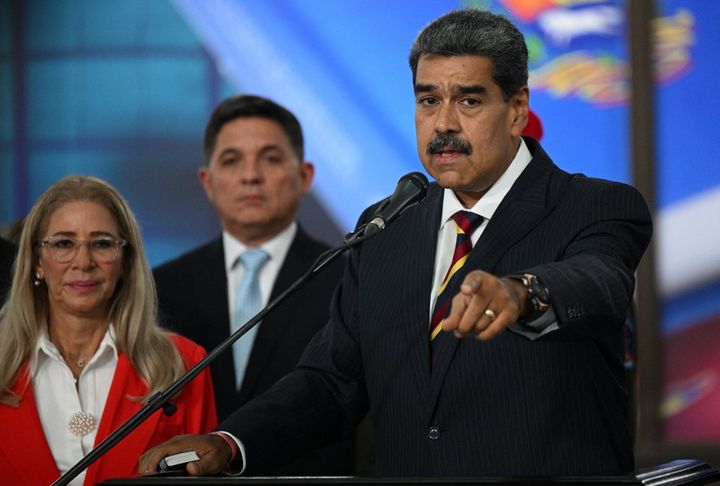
[{"x1": 67, "y1": 411, "x2": 96, "y2": 437}]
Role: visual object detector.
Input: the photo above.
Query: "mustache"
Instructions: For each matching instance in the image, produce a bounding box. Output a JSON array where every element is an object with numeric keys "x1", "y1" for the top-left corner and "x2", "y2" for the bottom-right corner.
[{"x1": 426, "y1": 133, "x2": 473, "y2": 155}]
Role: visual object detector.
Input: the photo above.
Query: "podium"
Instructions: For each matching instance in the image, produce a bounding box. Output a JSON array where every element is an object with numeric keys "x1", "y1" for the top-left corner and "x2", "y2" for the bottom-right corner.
[
  {"x1": 101, "y1": 476, "x2": 642, "y2": 485},
  {"x1": 99, "y1": 459, "x2": 720, "y2": 486}
]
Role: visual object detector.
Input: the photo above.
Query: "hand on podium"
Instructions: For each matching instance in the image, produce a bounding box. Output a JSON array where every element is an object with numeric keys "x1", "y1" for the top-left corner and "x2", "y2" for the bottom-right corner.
[{"x1": 139, "y1": 433, "x2": 233, "y2": 476}]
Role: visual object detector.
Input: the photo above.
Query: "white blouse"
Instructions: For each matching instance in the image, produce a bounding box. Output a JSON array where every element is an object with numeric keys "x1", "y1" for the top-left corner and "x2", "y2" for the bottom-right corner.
[{"x1": 30, "y1": 326, "x2": 118, "y2": 486}]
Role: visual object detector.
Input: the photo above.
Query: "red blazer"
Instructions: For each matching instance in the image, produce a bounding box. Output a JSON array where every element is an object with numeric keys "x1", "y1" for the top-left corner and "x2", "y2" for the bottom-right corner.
[{"x1": 0, "y1": 333, "x2": 217, "y2": 485}]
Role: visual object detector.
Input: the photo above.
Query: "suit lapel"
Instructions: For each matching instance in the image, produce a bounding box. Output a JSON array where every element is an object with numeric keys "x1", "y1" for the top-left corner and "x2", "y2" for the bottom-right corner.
[
  {"x1": 203, "y1": 239, "x2": 239, "y2": 407},
  {"x1": 399, "y1": 185, "x2": 443, "y2": 406},
  {"x1": 0, "y1": 367, "x2": 60, "y2": 485},
  {"x1": 465, "y1": 154, "x2": 555, "y2": 273},
  {"x1": 204, "y1": 239, "x2": 233, "y2": 347},
  {"x1": 427, "y1": 144, "x2": 564, "y2": 413}
]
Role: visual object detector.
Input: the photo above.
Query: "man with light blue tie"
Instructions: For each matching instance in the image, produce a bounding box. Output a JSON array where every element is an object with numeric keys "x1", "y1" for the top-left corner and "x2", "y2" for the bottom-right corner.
[{"x1": 152, "y1": 95, "x2": 353, "y2": 475}]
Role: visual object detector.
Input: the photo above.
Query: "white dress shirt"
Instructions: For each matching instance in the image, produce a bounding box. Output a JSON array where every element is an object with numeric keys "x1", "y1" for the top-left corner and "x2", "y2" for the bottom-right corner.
[
  {"x1": 222, "y1": 221, "x2": 297, "y2": 340},
  {"x1": 31, "y1": 325, "x2": 118, "y2": 486},
  {"x1": 429, "y1": 138, "x2": 557, "y2": 338},
  {"x1": 220, "y1": 223, "x2": 297, "y2": 473}
]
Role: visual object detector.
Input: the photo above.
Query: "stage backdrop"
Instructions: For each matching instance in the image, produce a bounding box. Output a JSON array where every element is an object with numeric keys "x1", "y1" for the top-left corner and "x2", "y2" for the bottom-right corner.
[{"x1": 1, "y1": 0, "x2": 718, "y2": 443}]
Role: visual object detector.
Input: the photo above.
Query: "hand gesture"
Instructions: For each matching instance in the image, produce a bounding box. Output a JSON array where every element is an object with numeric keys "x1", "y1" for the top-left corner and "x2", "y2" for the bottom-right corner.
[{"x1": 442, "y1": 270, "x2": 528, "y2": 341}]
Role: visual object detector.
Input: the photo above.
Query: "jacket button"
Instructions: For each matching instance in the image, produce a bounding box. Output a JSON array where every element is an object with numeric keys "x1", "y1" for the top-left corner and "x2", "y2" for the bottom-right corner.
[{"x1": 428, "y1": 426, "x2": 440, "y2": 440}]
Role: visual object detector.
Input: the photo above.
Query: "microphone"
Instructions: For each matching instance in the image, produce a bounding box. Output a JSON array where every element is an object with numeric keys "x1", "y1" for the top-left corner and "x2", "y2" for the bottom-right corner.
[{"x1": 364, "y1": 172, "x2": 429, "y2": 237}]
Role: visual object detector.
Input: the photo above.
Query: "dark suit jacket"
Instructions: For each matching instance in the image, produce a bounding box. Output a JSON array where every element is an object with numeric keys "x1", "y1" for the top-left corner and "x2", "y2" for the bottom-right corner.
[
  {"x1": 218, "y1": 138, "x2": 653, "y2": 476},
  {"x1": 153, "y1": 226, "x2": 353, "y2": 474},
  {"x1": 0, "y1": 237, "x2": 15, "y2": 305}
]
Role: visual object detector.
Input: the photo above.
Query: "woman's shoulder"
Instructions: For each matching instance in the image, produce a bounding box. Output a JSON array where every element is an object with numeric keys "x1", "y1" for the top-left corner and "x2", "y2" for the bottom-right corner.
[{"x1": 164, "y1": 332, "x2": 208, "y2": 362}]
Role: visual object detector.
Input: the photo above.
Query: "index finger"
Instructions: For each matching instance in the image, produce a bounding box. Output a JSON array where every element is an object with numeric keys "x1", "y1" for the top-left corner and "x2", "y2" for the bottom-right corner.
[
  {"x1": 459, "y1": 270, "x2": 485, "y2": 295},
  {"x1": 444, "y1": 278, "x2": 476, "y2": 331},
  {"x1": 443, "y1": 271, "x2": 486, "y2": 332}
]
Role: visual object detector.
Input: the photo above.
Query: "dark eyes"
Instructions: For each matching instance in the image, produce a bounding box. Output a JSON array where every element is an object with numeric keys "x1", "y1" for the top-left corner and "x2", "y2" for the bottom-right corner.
[
  {"x1": 51, "y1": 238, "x2": 75, "y2": 249},
  {"x1": 220, "y1": 157, "x2": 238, "y2": 166},
  {"x1": 219, "y1": 154, "x2": 283, "y2": 166},
  {"x1": 49, "y1": 238, "x2": 115, "y2": 250},
  {"x1": 461, "y1": 98, "x2": 481, "y2": 106},
  {"x1": 418, "y1": 97, "x2": 438, "y2": 106},
  {"x1": 261, "y1": 153, "x2": 283, "y2": 164},
  {"x1": 90, "y1": 239, "x2": 116, "y2": 250},
  {"x1": 417, "y1": 97, "x2": 481, "y2": 107}
]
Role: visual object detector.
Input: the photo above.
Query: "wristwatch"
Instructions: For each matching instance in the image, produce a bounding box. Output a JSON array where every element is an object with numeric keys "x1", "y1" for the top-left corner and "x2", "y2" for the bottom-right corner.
[{"x1": 520, "y1": 273, "x2": 550, "y2": 319}]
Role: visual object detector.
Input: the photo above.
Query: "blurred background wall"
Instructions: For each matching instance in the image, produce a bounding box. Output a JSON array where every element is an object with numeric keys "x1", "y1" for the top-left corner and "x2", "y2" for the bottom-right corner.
[{"x1": 1, "y1": 0, "x2": 719, "y2": 467}]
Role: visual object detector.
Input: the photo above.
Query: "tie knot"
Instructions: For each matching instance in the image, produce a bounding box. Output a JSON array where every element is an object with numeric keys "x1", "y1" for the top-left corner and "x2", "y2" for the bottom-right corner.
[
  {"x1": 237, "y1": 249, "x2": 270, "y2": 274},
  {"x1": 451, "y1": 211, "x2": 483, "y2": 235}
]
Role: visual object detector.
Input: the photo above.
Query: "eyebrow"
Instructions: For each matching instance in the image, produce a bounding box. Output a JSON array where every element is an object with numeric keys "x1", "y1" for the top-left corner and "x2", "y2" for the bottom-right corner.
[
  {"x1": 414, "y1": 83, "x2": 436, "y2": 94},
  {"x1": 47, "y1": 231, "x2": 117, "y2": 238},
  {"x1": 258, "y1": 144, "x2": 284, "y2": 155},
  {"x1": 216, "y1": 148, "x2": 240, "y2": 159},
  {"x1": 457, "y1": 84, "x2": 488, "y2": 95},
  {"x1": 414, "y1": 83, "x2": 489, "y2": 95},
  {"x1": 216, "y1": 144, "x2": 284, "y2": 158}
]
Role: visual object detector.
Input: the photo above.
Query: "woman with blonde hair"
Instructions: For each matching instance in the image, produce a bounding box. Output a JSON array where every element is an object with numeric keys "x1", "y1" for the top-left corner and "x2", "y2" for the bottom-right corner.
[{"x1": 0, "y1": 175, "x2": 216, "y2": 485}]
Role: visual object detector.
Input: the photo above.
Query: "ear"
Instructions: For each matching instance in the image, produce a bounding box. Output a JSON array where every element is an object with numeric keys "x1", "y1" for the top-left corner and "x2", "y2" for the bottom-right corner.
[
  {"x1": 198, "y1": 165, "x2": 214, "y2": 203},
  {"x1": 299, "y1": 161, "x2": 315, "y2": 195},
  {"x1": 510, "y1": 86, "x2": 530, "y2": 137},
  {"x1": 35, "y1": 258, "x2": 45, "y2": 281}
]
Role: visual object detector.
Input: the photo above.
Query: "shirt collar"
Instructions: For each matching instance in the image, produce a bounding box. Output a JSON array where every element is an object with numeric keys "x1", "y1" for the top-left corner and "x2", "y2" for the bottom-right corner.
[
  {"x1": 222, "y1": 221, "x2": 297, "y2": 272},
  {"x1": 440, "y1": 137, "x2": 532, "y2": 226},
  {"x1": 31, "y1": 324, "x2": 119, "y2": 377}
]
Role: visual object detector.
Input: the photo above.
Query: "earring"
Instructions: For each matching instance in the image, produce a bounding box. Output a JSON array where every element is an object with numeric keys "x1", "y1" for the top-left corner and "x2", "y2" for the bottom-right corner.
[{"x1": 33, "y1": 272, "x2": 42, "y2": 287}]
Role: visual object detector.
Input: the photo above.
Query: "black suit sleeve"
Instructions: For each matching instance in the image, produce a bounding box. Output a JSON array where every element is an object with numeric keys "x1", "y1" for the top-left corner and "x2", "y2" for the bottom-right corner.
[{"x1": 524, "y1": 180, "x2": 652, "y2": 337}]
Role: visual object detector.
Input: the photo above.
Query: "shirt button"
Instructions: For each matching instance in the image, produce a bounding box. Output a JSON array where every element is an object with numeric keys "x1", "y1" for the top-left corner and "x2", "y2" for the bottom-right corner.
[{"x1": 428, "y1": 426, "x2": 440, "y2": 440}]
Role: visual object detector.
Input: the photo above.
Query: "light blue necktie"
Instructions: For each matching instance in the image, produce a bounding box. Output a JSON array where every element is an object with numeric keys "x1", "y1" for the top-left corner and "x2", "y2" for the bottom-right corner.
[{"x1": 232, "y1": 249, "x2": 270, "y2": 390}]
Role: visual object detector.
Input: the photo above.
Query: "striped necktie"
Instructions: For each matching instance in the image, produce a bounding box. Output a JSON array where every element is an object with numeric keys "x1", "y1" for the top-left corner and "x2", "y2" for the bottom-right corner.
[
  {"x1": 430, "y1": 211, "x2": 484, "y2": 364},
  {"x1": 232, "y1": 248, "x2": 270, "y2": 390}
]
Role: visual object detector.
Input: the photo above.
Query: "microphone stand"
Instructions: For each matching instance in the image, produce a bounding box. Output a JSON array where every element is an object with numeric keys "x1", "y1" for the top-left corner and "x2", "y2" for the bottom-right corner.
[{"x1": 53, "y1": 226, "x2": 375, "y2": 486}]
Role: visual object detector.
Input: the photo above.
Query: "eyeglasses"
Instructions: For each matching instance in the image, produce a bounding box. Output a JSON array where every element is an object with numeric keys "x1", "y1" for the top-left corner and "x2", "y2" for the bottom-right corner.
[{"x1": 37, "y1": 235, "x2": 128, "y2": 263}]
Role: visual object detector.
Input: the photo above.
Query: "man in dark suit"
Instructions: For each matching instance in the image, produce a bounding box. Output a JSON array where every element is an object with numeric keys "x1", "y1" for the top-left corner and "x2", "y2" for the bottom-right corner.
[
  {"x1": 142, "y1": 9, "x2": 652, "y2": 477},
  {"x1": 152, "y1": 95, "x2": 353, "y2": 474}
]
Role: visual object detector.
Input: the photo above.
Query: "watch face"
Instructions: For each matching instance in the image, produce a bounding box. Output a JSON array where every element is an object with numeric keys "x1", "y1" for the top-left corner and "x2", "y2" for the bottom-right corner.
[
  {"x1": 535, "y1": 289, "x2": 550, "y2": 311},
  {"x1": 524, "y1": 273, "x2": 550, "y2": 312}
]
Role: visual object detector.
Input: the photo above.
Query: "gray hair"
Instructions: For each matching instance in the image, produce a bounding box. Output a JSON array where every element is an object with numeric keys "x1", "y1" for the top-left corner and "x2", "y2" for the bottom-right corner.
[{"x1": 409, "y1": 9, "x2": 528, "y2": 101}]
